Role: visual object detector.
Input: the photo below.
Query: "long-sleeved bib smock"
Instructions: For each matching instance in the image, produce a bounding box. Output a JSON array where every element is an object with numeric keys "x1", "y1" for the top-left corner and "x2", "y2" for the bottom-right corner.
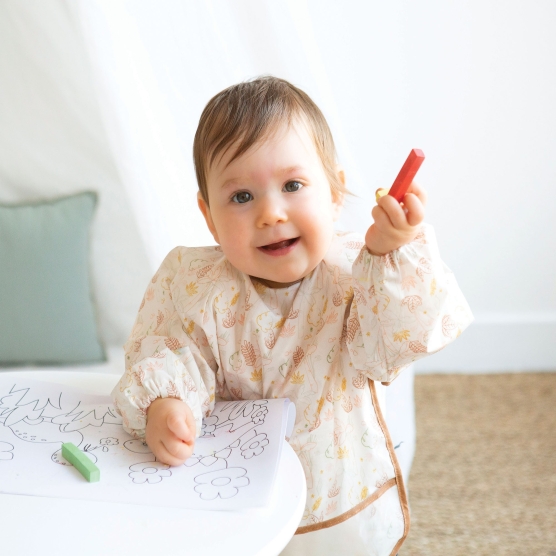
[{"x1": 112, "y1": 225, "x2": 472, "y2": 556}]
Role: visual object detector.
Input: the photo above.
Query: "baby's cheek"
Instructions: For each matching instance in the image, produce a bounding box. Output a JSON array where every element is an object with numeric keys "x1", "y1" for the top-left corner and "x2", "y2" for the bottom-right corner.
[{"x1": 223, "y1": 250, "x2": 248, "y2": 276}]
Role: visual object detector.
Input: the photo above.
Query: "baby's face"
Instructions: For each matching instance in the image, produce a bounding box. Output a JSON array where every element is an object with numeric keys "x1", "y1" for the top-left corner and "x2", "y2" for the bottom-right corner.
[{"x1": 198, "y1": 120, "x2": 343, "y2": 287}]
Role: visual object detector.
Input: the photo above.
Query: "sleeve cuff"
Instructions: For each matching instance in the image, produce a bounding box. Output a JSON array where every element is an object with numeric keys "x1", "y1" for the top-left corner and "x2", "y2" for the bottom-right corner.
[{"x1": 111, "y1": 346, "x2": 206, "y2": 439}]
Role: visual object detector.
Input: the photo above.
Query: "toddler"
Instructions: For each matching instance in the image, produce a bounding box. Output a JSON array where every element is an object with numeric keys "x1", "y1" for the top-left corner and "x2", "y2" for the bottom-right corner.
[{"x1": 112, "y1": 76, "x2": 472, "y2": 555}]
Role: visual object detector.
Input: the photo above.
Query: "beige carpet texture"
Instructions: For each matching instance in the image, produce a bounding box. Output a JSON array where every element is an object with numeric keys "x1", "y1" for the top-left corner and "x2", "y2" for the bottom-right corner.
[{"x1": 399, "y1": 372, "x2": 556, "y2": 556}]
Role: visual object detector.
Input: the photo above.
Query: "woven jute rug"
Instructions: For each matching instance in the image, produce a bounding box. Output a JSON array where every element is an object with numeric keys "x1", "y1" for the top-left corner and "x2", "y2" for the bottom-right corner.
[{"x1": 399, "y1": 372, "x2": 556, "y2": 556}]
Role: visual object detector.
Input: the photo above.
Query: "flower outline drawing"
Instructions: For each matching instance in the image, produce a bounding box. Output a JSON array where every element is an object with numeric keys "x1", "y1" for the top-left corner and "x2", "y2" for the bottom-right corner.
[{"x1": 194, "y1": 467, "x2": 249, "y2": 500}]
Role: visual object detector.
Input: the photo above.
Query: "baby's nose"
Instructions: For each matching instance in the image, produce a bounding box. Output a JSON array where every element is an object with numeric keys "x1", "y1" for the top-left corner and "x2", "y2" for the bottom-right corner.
[{"x1": 256, "y1": 196, "x2": 288, "y2": 227}]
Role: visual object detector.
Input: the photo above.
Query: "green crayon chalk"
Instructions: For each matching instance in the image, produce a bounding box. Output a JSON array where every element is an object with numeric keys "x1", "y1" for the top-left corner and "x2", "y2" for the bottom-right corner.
[{"x1": 62, "y1": 442, "x2": 100, "y2": 482}]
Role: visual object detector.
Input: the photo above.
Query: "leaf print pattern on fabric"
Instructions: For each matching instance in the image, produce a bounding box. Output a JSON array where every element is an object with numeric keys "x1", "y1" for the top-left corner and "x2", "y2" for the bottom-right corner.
[
  {"x1": 328, "y1": 482, "x2": 340, "y2": 498},
  {"x1": 154, "y1": 310, "x2": 164, "y2": 332},
  {"x1": 326, "y1": 500, "x2": 337, "y2": 515},
  {"x1": 413, "y1": 228, "x2": 427, "y2": 244},
  {"x1": 393, "y1": 330, "x2": 411, "y2": 342},
  {"x1": 352, "y1": 373, "x2": 366, "y2": 389},
  {"x1": 287, "y1": 307, "x2": 299, "y2": 320},
  {"x1": 345, "y1": 241, "x2": 364, "y2": 250},
  {"x1": 312, "y1": 497, "x2": 323, "y2": 512},
  {"x1": 442, "y1": 314, "x2": 458, "y2": 337},
  {"x1": 402, "y1": 295, "x2": 422, "y2": 313},
  {"x1": 265, "y1": 330, "x2": 276, "y2": 349},
  {"x1": 230, "y1": 387, "x2": 242, "y2": 399},
  {"x1": 133, "y1": 336, "x2": 146, "y2": 353},
  {"x1": 345, "y1": 315, "x2": 360, "y2": 344},
  {"x1": 401, "y1": 275, "x2": 417, "y2": 291},
  {"x1": 430, "y1": 277, "x2": 437, "y2": 296},
  {"x1": 383, "y1": 253, "x2": 396, "y2": 271},
  {"x1": 416, "y1": 257, "x2": 433, "y2": 281},
  {"x1": 132, "y1": 367, "x2": 145, "y2": 386},
  {"x1": 353, "y1": 287, "x2": 367, "y2": 306},
  {"x1": 341, "y1": 396, "x2": 353, "y2": 413},
  {"x1": 166, "y1": 381, "x2": 180, "y2": 398},
  {"x1": 293, "y1": 346, "x2": 305, "y2": 368},
  {"x1": 112, "y1": 227, "x2": 473, "y2": 539},
  {"x1": 222, "y1": 310, "x2": 236, "y2": 328},
  {"x1": 182, "y1": 320, "x2": 195, "y2": 336},
  {"x1": 326, "y1": 311, "x2": 338, "y2": 325},
  {"x1": 185, "y1": 282, "x2": 198, "y2": 296},
  {"x1": 196, "y1": 264, "x2": 213, "y2": 279},
  {"x1": 244, "y1": 290, "x2": 253, "y2": 312},
  {"x1": 337, "y1": 446, "x2": 349, "y2": 459},
  {"x1": 164, "y1": 337, "x2": 182, "y2": 351},
  {"x1": 241, "y1": 341, "x2": 257, "y2": 366},
  {"x1": 409, "y1": 340, "x2": 427, "y2": 353},
  {"x1": 279, "y1": 322, "x2": 296, "y2": 337}
]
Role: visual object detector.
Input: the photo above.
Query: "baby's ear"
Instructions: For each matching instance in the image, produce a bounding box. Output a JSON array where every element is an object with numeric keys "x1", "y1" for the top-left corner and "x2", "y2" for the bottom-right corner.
[
  {"x1": 332, "y1": 196, "x2": 344, "y2": 222},
  {"x1": 332, "y1": 166, "x2": 346, "y2": 221},
  {"x1": 197, "y1": 192, "x2": 220, "y2": 243}
]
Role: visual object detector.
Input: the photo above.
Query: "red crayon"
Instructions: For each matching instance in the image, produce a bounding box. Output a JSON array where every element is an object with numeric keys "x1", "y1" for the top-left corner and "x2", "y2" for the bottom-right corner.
[{"x1": 388, "y1": 149, "x2": 425, "y2": 202}]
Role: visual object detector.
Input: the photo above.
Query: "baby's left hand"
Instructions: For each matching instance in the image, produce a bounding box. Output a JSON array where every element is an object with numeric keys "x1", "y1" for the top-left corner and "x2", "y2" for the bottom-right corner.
[{"x1": 365, "y1": 182, "x2": 427, "y2": 256}]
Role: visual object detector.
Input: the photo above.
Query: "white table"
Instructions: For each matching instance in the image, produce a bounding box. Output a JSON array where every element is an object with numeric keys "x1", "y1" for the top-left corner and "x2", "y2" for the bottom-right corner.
[{"x1": 0, "y1": 371, "x2": 306, "y2": 556}]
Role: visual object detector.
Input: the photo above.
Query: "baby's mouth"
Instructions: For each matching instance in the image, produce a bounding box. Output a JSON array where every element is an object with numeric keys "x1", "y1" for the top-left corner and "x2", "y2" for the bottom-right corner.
[{"x1": 261, "y1": 237, "x2": 299, "y2": 251}]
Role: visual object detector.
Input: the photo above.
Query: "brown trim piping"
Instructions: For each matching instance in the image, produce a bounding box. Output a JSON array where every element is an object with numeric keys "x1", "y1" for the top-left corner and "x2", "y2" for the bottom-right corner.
[
  {"x1": 295, "y1": 478, "x2": 396, "y2": 535},
  {"x1": 369, "y1": 379, "x2": 411, "y2": 556}
]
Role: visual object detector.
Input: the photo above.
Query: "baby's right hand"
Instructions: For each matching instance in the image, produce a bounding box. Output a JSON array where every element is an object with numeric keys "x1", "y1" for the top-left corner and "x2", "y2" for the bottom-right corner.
[{"x1": 145, "y1": 397, "x2": 196, "y2": 466}]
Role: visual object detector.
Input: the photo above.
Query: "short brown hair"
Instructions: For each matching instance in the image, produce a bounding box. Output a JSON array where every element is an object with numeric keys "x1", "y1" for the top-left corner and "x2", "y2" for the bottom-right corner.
[{"x1": 193, "y1": 76, "x2": 347, "y2": 204}]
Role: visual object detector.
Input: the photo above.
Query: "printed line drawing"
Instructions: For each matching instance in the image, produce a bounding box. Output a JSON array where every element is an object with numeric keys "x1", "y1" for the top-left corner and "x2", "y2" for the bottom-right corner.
[
  {"x1": 129, "y1": 461, "x2": 172, "y2": 484},
  {"x1": 184, "y1": 400, "x2": 270, "y2": 499},
  {"x1": 124, "y1": 439, "x2": 153, "y2": 454},
  {"x1": 0, "y1": 383, "x2": 123, "y2": 470},
  {"x1": 0, "y1": 379, "x2": 288, "y2": 509},
  {"x1": 194, "y1": 466, "x2": 249, "y2": 500},
  {"x1": 0, "y1": 441, "x2": 14, "y2": 461}
]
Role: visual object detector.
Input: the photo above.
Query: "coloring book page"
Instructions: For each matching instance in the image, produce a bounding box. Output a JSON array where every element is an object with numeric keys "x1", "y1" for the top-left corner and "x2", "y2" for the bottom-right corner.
[{"x1": 0, "y1": 377, "x2": 295, "y2": 510}]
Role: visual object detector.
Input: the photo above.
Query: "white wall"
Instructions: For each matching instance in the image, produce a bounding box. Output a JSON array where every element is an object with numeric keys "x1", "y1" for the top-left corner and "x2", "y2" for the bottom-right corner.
[
  {"x1": 1, "y1": 0, "x2": 554, "y2": 372},
  {"x1": 310, "y1": 1, "x2": 556, "y2": 372},
  {"x1": 318, "y1": 1, "x2": 556, "y2": 372}
]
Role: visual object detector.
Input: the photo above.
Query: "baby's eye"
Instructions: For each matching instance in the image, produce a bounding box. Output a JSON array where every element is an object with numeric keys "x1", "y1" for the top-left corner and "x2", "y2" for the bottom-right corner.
[
  {"x1": 231, "y1": 191, "x2": 253, "y2": 204},
  {"x1": 283, "y1": 181, "x2": 303, "y2": 193}
]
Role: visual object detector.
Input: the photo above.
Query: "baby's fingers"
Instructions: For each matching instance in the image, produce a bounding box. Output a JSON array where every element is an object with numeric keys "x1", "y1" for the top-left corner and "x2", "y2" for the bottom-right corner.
[
  {"x1": 164, "y1": 436, "x2": 194, "y2": 463},
  {"x1": 402, "y1": 193, "x2": 425, "y2": 227},
  {"x1": 157, "y1": 437, "x2": 193, "y2": 466},
  {"x1": 371, "y1": 203, "x2": 394, "y2": 230},
  {"x1": 167, "y1": 411, "x2": 194, "y2": 444},
  {"x1": 406, "y1": 181, "x2": 427, "y2": 206},
  {"x1": 377, "y1": 194, "x2": 407, "y2": 230}
]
